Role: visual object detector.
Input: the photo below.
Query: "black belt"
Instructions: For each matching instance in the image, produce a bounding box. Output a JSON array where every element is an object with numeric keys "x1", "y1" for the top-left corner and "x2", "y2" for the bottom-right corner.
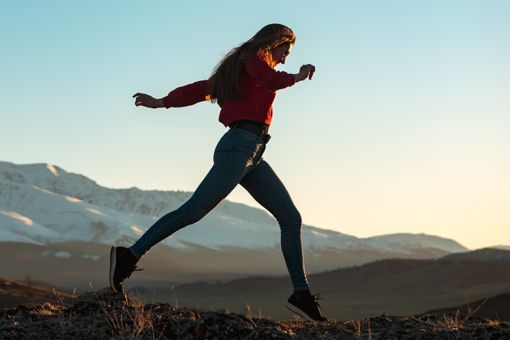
[{"x1": 229, "y1": 120, "x2": 271, "y2": 144}]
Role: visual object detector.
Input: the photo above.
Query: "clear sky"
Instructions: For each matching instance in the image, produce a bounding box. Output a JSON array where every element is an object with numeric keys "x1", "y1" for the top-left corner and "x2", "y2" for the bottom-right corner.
[{"x1": 1, "y1": 1, "x2": 509, "y2": 250}]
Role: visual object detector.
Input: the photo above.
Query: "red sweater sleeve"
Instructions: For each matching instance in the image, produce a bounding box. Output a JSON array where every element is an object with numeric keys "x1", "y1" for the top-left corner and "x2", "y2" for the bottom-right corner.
[
  {"x1": 245, "y1": 56, "x2": 296, "y2": 92},
  {"x1": 162, "y1": 80, "x2": 209, "y2": 108}
]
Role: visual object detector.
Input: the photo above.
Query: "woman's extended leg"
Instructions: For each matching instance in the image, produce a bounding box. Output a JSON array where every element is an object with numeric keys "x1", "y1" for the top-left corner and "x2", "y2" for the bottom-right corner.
[
  {"x1": 110, "y1": 129, "x2": 265, "y2": 294},
  {"x1": 129, "y1": 131, "x2": 262, "y2": 259},
  {"x1": 239, "y1": 159, "x2": 310, "y2": 292}
]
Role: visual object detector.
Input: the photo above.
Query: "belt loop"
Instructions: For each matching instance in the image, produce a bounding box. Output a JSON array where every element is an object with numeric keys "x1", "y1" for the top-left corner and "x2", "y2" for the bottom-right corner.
[{"x1": 263, "y1": 133, "x2": 271, "y2": 144}]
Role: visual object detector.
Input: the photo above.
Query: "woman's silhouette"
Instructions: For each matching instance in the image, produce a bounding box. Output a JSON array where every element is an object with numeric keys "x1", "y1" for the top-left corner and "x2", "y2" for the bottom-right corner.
[{"x1": 109, "y1": 23, "x2": 327, "y2": 322}]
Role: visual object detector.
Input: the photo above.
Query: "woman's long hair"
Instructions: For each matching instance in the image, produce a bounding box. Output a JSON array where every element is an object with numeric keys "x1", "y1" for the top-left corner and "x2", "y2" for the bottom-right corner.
[{"x1": 207, "y1": 23, "x2": 296, "y2": 104}]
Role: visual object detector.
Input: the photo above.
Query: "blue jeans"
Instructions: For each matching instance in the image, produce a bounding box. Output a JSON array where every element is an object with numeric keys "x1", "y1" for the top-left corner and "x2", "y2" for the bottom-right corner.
[{"x1": 129, "y1": 127, "x2": 310, "y2": 291}]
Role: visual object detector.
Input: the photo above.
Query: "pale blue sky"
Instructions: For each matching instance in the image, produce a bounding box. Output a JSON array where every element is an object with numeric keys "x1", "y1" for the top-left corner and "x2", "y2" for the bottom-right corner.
[{"x1": 1, "y1": 1, "x2": 509, "y2": 249}]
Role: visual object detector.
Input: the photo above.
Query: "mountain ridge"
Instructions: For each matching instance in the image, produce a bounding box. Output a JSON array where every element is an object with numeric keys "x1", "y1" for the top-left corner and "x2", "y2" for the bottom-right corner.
[{"x1": 0, "y1": 160, "x2": 468, "y2": 254}]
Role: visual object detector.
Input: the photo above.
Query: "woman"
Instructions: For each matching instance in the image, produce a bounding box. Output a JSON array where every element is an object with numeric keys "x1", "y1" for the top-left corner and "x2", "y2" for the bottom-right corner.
[{"x1": 109, "y1": 23, "x2": 327, "y2": 322}]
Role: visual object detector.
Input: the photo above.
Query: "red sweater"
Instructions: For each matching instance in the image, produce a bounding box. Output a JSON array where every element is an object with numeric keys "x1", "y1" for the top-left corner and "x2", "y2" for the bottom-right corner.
[{"x1": 162, "y1": 55, "x2": 296, "y2": 127}]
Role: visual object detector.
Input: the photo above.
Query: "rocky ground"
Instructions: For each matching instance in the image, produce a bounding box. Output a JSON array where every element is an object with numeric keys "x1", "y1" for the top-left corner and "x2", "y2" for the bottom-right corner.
[{"x1": 1, "y1": 287, "x2": 509, "y2": 339}]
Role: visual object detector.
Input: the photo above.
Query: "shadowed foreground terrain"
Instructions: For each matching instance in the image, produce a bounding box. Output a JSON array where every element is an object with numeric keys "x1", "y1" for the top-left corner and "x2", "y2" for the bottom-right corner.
[
  {"x1": 3, "y1": 248, "x2": 510, "y2": 322},
  {"x1": 132, "y1": 249, "x2": 510, "y2": 321},
  {"x1": 1, "y1": 288, "x2": 509, "y2": 339}
]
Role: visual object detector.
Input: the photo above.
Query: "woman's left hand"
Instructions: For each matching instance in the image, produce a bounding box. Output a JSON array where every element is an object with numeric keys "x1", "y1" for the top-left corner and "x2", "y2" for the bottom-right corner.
[{"x1": 132, "y1": 93, "x2": 164, "y2": 108}]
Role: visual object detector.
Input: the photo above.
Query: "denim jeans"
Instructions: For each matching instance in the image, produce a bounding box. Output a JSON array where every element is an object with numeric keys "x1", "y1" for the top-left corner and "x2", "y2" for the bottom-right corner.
[{"x1": 129, "y1": 127, "x2": 310, "y2": 291}]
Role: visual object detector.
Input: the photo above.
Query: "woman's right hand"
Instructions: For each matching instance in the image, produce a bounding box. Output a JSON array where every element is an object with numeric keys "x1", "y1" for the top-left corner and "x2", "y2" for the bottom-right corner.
[
  {"x1": 132, "y1": 93, "x2": 164, "y2": 108},
  {"x1": 296, "y1": 64, "x2": 316, "y2": 82}
]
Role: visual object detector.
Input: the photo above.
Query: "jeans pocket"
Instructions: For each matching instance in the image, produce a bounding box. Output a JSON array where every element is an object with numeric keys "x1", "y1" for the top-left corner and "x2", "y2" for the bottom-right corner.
[
  {"x1": 213, "y1": 131, "x2": 234, "y2": 161},
  {"x1": 233, "y1": 129, "x2": 261, "y2": 153},
  {"x1": 234, "y1": 128, "x2": 259, "y2": 143},
  {"x1": 213, "y1": 129, "x2": 261, "y2": 165}
]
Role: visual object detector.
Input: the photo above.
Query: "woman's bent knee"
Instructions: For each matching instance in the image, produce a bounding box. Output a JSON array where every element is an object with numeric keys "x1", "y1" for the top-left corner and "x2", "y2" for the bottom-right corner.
[{"x1": 278, "y1": 209, "x2": 302, "y2": 233}]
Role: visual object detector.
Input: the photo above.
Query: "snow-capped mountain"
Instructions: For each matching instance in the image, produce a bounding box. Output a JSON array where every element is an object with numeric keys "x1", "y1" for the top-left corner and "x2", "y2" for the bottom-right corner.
[{"x1": 0, "y1": 161, "x2": 467, "y2": 253}]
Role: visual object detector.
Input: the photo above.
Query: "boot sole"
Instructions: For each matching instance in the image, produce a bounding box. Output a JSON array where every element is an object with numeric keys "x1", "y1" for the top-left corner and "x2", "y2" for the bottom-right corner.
[
  {"x1": 109, "y1": 246, "x2": 118, "y2": 293},
  {"x1": 285, "y1": 302, "x2": 316, "y2": 322}
]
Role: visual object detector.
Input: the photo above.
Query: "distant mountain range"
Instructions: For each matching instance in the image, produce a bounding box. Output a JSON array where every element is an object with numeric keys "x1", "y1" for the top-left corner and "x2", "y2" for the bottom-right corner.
[{"x1": 0, "y1": 161, "x2": 468, "y2": 254}]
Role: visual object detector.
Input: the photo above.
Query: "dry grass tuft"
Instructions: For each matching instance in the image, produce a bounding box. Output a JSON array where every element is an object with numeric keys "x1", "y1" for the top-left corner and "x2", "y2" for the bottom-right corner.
[
  {"x1": 433, "y1": 296, "x2": 491, "y2": 332},
  {"x1": 95, "y1": 289, "x2": 162, "y2": 339}
]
